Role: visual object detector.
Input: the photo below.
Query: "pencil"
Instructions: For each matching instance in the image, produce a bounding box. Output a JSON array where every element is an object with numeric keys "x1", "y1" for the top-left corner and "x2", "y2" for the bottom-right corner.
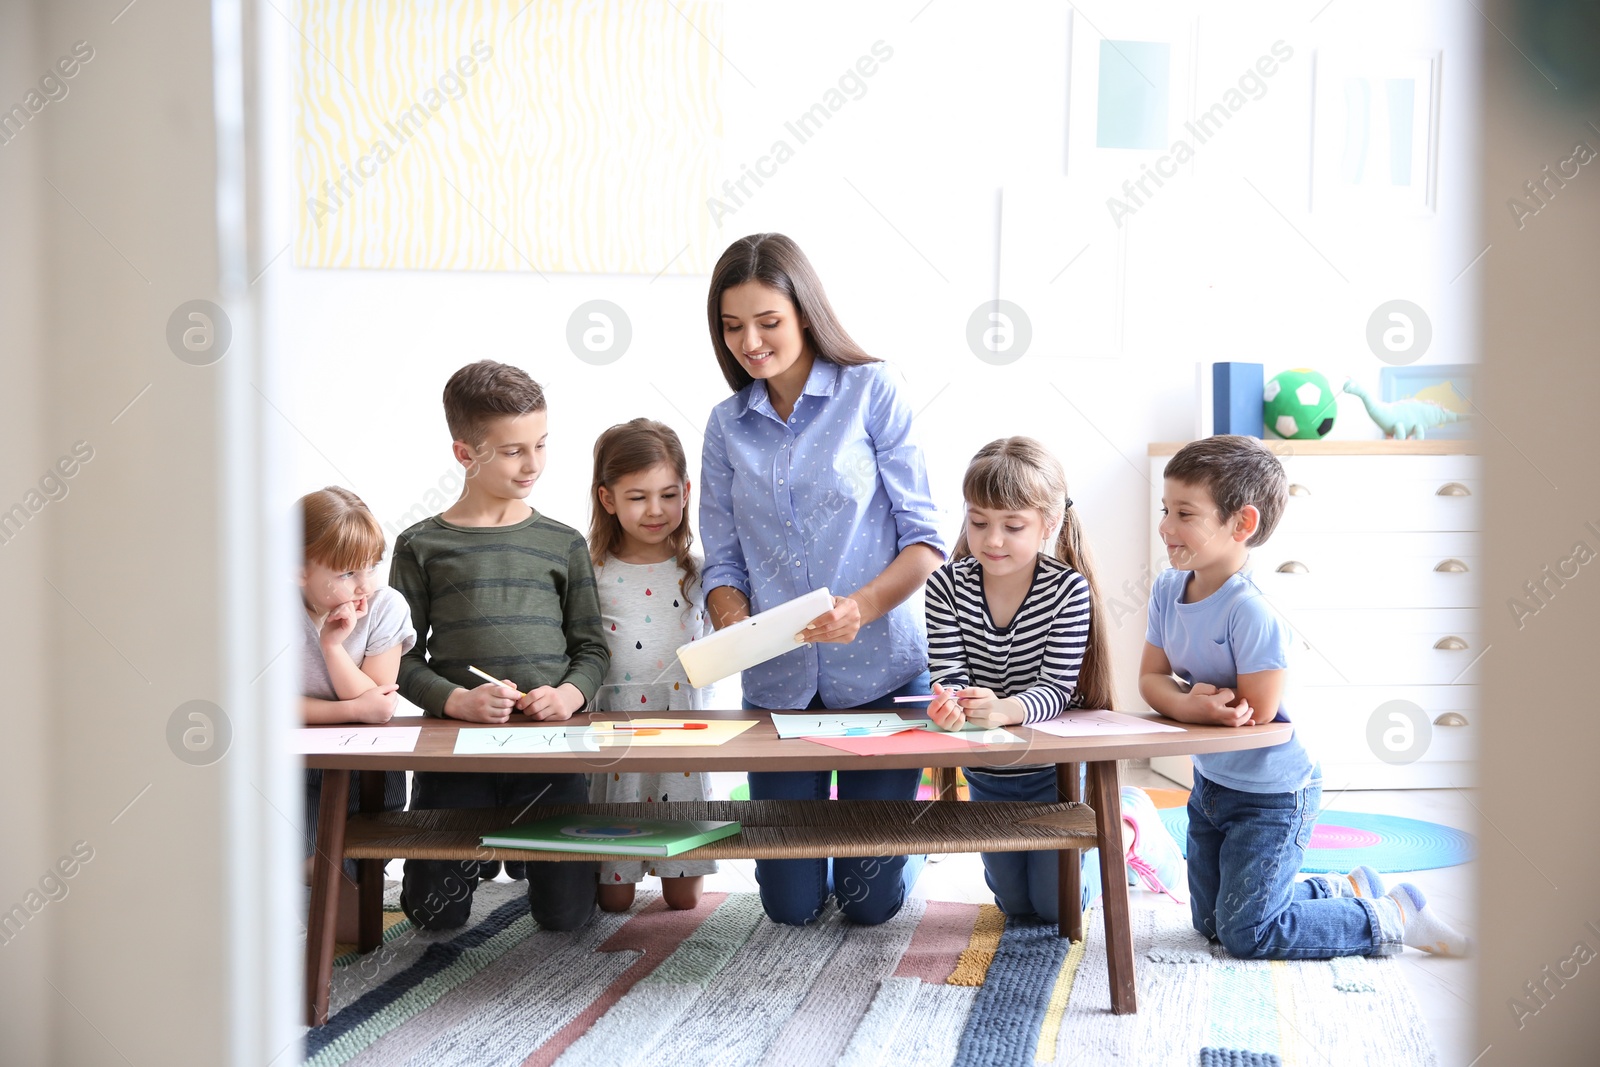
[{"x1": 467, "y1": 665, "x2": 525, "y2": 698}]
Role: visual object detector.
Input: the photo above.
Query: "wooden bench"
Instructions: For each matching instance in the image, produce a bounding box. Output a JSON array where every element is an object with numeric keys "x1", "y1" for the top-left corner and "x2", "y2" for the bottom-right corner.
[
  {"x1": 340, "y1": 799, "x2": 1097, "y2": 862},
  {"x1": 305, "y1": 713, "x2": 1294, "y2": 1026}
]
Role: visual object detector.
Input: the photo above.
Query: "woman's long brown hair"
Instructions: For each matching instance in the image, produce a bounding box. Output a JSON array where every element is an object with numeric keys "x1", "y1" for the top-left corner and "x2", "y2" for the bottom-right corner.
[
  {"x1": 952, "y1": 437, "x2": 1116, "y2": 711},
  {"x1": 705, "y1": 232, "x2": 880, "y2": 393}
]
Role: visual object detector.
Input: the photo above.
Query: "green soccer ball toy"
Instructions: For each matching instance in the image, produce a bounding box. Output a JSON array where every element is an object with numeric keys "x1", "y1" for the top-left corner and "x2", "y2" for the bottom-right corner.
[{"x1": 1263, "y1": 368, "x2": 1337, "y2": 440}]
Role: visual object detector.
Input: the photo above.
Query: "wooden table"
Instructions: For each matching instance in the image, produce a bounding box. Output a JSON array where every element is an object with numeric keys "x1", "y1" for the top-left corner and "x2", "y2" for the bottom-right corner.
[{"x1": 303, "y1": 711, "x2": 1291, "y2": 1026}]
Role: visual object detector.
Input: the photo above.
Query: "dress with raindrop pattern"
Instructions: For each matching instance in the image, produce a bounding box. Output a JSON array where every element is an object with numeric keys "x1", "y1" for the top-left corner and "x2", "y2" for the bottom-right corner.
[{"x1": 587, "y1": 554, "x2": 717, "y2": 883}]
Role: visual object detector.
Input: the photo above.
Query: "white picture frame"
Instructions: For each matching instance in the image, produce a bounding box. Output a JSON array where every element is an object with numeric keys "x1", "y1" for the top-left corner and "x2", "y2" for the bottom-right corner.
[
  {"x1": 1065, "y1": 5, "x2": 1198, "y2": 183},
  {"x1": 1310, "y1": 50, "x2": 1441, "y2": 214}
]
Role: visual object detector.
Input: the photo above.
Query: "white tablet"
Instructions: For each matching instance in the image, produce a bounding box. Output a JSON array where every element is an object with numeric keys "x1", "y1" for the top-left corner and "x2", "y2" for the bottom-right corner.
[{"x1": 675, "y1": 587, "x2": 835, "y2": 688}]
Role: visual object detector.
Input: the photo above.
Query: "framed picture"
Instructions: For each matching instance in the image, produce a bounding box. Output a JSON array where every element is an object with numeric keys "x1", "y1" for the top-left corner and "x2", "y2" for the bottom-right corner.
[
  {"x1": 1310, "y1": 50, "x2": 1441, "y2": 214},
  {"x1": 1065, "y1": 6, "x2": 1197, "y2": 183}
]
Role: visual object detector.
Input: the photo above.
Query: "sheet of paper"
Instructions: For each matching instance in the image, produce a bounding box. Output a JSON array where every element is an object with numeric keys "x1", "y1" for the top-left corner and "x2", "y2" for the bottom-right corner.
[
  {"x1": 675, "y1": 587, "x2": 835, "y2": 687},
  {"x1": 292, "y1": 726, "x2": 421, "y2": 754},
  {"x1": 804, "y1": 729, "x2": 977, "y2": 758},
  {"x1": 587, "y1": 719, "x2": 758, "y2": 747},
  {"x1": 952, "y1": 726, "x2": 1030, "y2": 745},
  {"x1": 770, "y1": 713, "x2": 924, "y2": 739},
  {"x1": 453, "y1": 727, "x2": 603, "y2": 755},
  {"x1": 1024, "y1": 710, "x2": 1186, "y2": 738}
]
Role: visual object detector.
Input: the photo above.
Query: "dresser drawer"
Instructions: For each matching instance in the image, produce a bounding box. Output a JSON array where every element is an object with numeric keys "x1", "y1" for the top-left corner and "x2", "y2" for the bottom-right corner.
[
  {"x1": 1285, "y1": 609, "x2": 1482, "y2": 687},
  {"x1": 1287, "y1": 684, "x2": 1477, "y2": 765},
  {"x1": 1252, "y1": 532, "x2": 1479, "y2": 609},
  {"x1": 1276, "y1": 455, "x2": 1480, "y2": 533}
]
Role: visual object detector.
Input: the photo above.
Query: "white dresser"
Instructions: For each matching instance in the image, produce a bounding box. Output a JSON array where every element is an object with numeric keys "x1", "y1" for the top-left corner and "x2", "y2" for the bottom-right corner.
[{"x1": 1146, "y1": 441, "x2": 1480, "y2": 790}]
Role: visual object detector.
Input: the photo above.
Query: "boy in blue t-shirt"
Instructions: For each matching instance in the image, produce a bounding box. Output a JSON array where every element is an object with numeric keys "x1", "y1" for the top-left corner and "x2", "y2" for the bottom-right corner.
[{"x1": 1139, "y1": 435, "x2": 1468, "y2": 959}]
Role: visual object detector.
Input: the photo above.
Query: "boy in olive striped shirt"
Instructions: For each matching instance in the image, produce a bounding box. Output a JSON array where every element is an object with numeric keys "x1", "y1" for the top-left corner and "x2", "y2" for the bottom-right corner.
[{"x1": 391, "y1": 360, "x2": 610, "y2": 931}]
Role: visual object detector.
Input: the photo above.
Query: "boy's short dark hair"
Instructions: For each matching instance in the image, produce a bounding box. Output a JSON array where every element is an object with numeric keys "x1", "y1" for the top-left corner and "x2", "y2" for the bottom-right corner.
[
  {"x1": 1164, "y1": 435, "x2": 1287, "y2": 547},
  {"x1": 442, "y1": 360, "x2": 546, "y2": 447}
]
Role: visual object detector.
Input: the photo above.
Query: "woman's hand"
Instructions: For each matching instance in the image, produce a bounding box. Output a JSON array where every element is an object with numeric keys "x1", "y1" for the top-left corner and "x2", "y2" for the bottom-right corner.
[
  {"x1": 707, "y1": 586, "x2": 752, "y2": 630},
  {"x1": 797, "y1": 595, "x2": 863, "y2": 644},
  {"x1": 927, "y1": 680, "x2": 965, "y2": 731}
]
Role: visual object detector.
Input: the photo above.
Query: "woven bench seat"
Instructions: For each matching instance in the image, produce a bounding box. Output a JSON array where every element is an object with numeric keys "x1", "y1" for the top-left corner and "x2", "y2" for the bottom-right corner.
[{"x1": 341, "y1": 799, "x2": 1097, "y2": 863}]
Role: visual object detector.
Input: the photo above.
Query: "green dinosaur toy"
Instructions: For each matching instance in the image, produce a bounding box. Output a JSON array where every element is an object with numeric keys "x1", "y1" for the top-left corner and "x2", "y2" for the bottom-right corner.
[{"x1": 1343, "y1": 378, "x2": 1467, "y2": 440}]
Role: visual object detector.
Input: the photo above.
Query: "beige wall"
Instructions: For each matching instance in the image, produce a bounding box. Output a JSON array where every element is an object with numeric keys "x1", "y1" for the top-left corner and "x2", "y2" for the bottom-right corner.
[
  {"x1": 0, "y1": 0, "x2": 277, "y2": 1062},
  {"x1": 0, "y1": 3, "x2": 53, "y2": 1063},
  {"x1": 1477, "y1": 2, "x2": 1600, "y2": 1061}
]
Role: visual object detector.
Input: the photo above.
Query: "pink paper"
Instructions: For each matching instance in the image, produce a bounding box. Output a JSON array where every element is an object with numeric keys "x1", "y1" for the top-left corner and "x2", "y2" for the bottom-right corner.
[{"x1": 803, "y1": 729, "x2": 980, "y2": 757}]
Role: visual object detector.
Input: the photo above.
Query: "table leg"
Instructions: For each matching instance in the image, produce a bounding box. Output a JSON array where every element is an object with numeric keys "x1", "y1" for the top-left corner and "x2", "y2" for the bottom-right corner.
[
  {"x1": 306, "y1": 769, "x2": 350, "y2": 1028},
  {"x1": 357, "y1": 770, "x2": 384, "y2": 953},
  {"x1": 1055, "y1": 762, "x2": 1083, "y2": 942},
  {"x1": 1089, "y1": 760, "x2": 1137, "y2": 1014}
]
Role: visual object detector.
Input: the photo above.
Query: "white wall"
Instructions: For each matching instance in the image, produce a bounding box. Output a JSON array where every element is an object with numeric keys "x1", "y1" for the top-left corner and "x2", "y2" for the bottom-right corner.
[{"x1": 266, "y1": 0, "x2": 1479, "y2": 711}]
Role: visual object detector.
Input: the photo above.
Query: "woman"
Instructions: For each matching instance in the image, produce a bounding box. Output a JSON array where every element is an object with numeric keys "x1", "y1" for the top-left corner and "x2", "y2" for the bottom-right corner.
[{"x1": 698, "y1": 233, "x2": 945, "y2": 926}]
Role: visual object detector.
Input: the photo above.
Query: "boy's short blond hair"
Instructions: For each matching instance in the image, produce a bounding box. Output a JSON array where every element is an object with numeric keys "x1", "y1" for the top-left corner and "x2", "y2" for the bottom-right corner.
[
  {"x1": 1164, "y1": 435, "x2": 1288, "y2": 547},
  {"x1": 442, "y1": 360, "x2": 546, "y2": 448}
]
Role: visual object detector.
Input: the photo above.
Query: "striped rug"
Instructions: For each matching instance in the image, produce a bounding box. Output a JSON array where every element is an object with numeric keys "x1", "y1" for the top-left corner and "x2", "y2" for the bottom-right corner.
[{"x1": 308, "y1": 883, "x2": 1438, "y2": 1066}]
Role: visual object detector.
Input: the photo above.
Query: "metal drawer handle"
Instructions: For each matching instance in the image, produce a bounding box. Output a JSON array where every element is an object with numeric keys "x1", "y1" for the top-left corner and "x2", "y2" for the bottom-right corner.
[
  {"x1": 1434, "y1": 558, "x2": 1469, "y2": 573},
  {"x1": 1436, "y1": 482, "x2": 1472, "y2": 497},
  {"x1": 1275, "y1": 561, "x2": 1309, "y2": 574},
  {"x1": 1433, "y1": 712, "x2": 1469, "y2": 727},
  {"x1": 1288, "y1": 483, "x2": 1311, "y2": 497},
  {"x1": 1433, "y1": 635, "x2": 1469, "y2": 650}
]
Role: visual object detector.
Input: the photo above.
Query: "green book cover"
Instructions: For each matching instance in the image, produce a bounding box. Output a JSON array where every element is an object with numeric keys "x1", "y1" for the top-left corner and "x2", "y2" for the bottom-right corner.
[{"x1": 480, "y1": 813, "x2": 741, "y2": 856}]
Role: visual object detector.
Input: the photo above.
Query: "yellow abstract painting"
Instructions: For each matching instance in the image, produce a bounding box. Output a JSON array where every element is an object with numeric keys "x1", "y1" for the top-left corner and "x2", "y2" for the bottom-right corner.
[{"x1": 295, "y1": 0, "x2": 724, "y2": 273}]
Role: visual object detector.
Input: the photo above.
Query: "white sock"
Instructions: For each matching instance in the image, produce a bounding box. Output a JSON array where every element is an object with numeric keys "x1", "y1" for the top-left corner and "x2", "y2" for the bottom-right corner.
[
  {"x1": 1388, "y1": 883, "x2": 1470, "y2": 956},
  {"x1": 1322, "y1": 865, "x2": 1386, "y2": 899}
]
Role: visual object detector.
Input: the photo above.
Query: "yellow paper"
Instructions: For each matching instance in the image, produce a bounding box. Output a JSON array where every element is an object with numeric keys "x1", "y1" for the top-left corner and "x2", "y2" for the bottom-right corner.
[{"x1": 588, "y1": 719, "x2": 758, "y2": 747}]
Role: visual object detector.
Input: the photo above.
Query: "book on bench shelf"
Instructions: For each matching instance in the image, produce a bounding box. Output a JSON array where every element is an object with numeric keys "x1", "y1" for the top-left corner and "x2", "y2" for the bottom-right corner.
[{"x1": 480, "y1": 813, "x2": 742, "y2": 856}]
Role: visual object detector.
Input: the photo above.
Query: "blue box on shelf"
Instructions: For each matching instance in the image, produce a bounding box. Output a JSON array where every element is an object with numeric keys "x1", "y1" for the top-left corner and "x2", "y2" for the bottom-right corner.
[{"x1": 1212, "y1": 362, "x2": 1264, "y2": 437}]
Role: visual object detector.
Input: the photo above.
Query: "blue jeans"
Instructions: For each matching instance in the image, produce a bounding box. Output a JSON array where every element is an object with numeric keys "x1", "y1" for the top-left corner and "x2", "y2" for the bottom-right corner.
[
  {"x1": 964, "y1": 765, "x2": 1100, "y2": 923},
  {"x1": 745, "y1": 671, "x2": 930, "y2": 926},
  {"x1": 1187, "y1": 772, "x2": 1401, "y2": 959}
]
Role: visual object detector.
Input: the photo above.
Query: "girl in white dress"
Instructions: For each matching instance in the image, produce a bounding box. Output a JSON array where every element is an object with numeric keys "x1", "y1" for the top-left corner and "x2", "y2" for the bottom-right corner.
[{"x1": 587, "y1": 419, "x2": 715, "y2": 912}]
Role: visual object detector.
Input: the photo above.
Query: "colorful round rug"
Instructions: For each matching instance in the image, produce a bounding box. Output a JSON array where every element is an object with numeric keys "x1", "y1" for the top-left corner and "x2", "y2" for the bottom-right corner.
[{"x1": 1156, "y1": 803, "x2": 1476, "y2": 873}]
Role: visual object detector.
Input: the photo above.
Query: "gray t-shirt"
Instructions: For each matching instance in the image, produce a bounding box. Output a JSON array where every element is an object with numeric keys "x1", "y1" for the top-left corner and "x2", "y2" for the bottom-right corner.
[{"x1": 300, "y1": 585, "x2": 417, "y2": 701}]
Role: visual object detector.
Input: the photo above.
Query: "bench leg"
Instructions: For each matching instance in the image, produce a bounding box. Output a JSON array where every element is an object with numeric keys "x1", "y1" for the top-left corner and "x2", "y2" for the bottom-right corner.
[
  {"x1": 1089, "y1": 760, "x2": 1137, "y2": 1014},
  {"x1": 357, "y1": 770, "x2": 385, "y2": 953},
  {"x1": 931, "y1": 765, "x2": 960, "y2": 801},
  {"x1": 306, "y1": 769, "x2": 350, "y2": 1027},
  {"x1": 1055, "y1": 762, "x2": 1083, "y2": 942}
]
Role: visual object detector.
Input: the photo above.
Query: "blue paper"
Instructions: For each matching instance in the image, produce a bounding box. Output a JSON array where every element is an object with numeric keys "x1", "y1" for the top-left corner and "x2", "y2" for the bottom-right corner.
[{"x1": 1096, "y1": 41, "x2": 1171, "y2": 150}]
